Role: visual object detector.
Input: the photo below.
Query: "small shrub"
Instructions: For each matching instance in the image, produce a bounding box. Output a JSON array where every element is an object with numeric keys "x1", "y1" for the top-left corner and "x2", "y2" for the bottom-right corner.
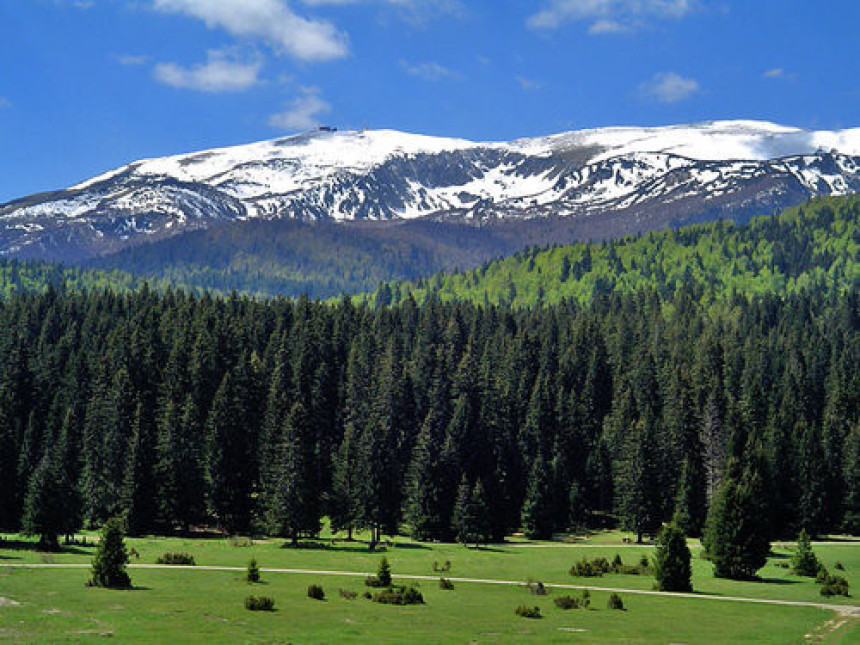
[
  {"x1": 639, "y1": 554, "x2": 650, "y2": 569},
  {"x1": 528, "y1": 581, "x2": 549, "y2": 596},
  {"x1": 307, "y1": 584, "x2": 325, "y2": 600},
  {"x1": 362, "y1": 591, "x2": 372, "y2": 599},
  {"x1": 819, "y1": 574, "x2": 850, "y2": 597},
  {"x1": 569, "y1": 556, "x2": 611, "y2": 577},
  {"x1": 607, "y1": 593, "x2": 625, "y2": 610},
  {"x1": 515, "y1": 605, "x2": 542, "y2": 619},
  {"x1": 432, "y1": 560, "x2": 452, "y2": 572},
  {"x1": 339, "y1": 589, "x2": 358, "y2": 600},
  {"x1": 775, "y1": 562, "x2": 790, "y2": 569},
  {"x1": 553, "y1": 595, "x2": 580, "y2": 610},
  {"x1": 815, "y1": 566, "x2": 830, "y2": 584},
  {"x1": 247, "y1": 558, "x2": 261, "y2": 583},
  {"x1": 372, "y1": 585, "x2": 424, "y2": 605},
  {"x1": 580, "y1": 589, "x2": 591, "y2": 608},
  {"x1": 439, "y1": 578, "x2": 454, "y2": 590},
  {"x1": 245, "y1": 595, "x2": 275, "y2": 611},
  {"x1": 834, "y1": 562, "x2": 845, "y2": 571},
  {"x1": 612, "y1": 553, "x2": 623, "y2": 568},
  {"x1": 156, "y1": 552, "x2": 196, "y2": 566}
]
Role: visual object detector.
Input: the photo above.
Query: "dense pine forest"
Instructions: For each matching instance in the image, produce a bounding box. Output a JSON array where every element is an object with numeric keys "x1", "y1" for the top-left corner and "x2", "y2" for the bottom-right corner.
[
  {"x1": 1, "y1": 196, "x2": 857, "y2": 554},
  {"x1": 372, "y1": 196, "x2": 859, "y2": 307},
  {"x1": 1, "y1": 281, "x2": 856, "y2": 549}
]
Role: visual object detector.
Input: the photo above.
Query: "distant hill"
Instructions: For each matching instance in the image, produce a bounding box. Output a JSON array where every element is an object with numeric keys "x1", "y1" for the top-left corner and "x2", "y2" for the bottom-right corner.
[{"x1": 369, "y1": 195, "x2": 860, "y2": 307}]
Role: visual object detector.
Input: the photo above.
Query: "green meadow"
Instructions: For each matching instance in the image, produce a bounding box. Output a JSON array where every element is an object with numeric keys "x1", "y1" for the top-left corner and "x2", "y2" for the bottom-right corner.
[{"x1": 1, "y1": 531, "x2": 857, "y2": 643}]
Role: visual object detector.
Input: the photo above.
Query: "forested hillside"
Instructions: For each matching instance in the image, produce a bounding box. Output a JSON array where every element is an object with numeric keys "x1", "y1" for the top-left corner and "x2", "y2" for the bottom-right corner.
[
  {"x1": 372, "y1": 196, "x2": 859, "y2": 307},
  {"x1": 0, "y1": 258, "x2": 161, "y2": 298},
  {"x1": 85, "y1": 218, "x2": 520, "y2": 300},
  {"x1": 2, "y1": 281, "x2": 857, "y2": 549}
]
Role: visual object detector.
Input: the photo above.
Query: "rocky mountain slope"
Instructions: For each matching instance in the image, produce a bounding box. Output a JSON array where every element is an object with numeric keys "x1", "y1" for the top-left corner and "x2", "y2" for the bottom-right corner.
[{"x1": 2, "y1": 120, "x2": 860, "y2": 261}]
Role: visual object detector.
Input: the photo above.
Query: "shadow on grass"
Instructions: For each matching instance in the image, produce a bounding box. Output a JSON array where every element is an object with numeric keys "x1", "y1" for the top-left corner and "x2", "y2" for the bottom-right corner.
[
  {"x1": 0, "y1": 539, "x2": 91, "y2": 555},
  {"x1": 754, "y1": 577, "x2": 802, "y2": 585}
]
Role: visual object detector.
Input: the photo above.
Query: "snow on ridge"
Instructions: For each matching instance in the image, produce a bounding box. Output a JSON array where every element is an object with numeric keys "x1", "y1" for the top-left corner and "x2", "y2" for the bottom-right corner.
[{"x1": 69, "y1": 120, "x2": 860, "y2": 197}]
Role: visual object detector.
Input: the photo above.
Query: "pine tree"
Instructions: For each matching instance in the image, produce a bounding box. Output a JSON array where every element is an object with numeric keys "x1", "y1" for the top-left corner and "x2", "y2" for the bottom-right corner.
[
  {"x1": 403, "y1": 405, "x2": 448, "y2": 541},
  {"x1": 653, "y1": 523, "x2": 692, "y2": 592},
  {"x1": 121, "y1": 403, "x2": 158, "y2": 535},
  {"x1": 790, "y1": 529, "x2": 820, "y2": 577},
  {"x1": 88, "y1": 516, "x2": 131, "y2": 589},
  {"x1": 0, "y1": 407, "x2": 20, "y2": 530},
  {"x1": 843, "y1": 426, "x2": 860, "y2": 534},
  {"x1": 264, "y1": 401, "x2": 321, "y2": 543},
  {"x1": 207, "y1": 371, "x2": 254, "y2": 534},
  {"x1": 21, "y1": 451, "x2": 63, "y2": 551},
  {"x1": 521, "y1": 453, "x2": 554, "y2": 540},
  {"x1": 452, "y1": 478, "x2": 491, "y2": 547},
  {"x1": 702, "y1": 452, "x2": 771, "y2": 580},
  {"x1": 672, "y1": 455, "x2": 708, "y2": 538}
]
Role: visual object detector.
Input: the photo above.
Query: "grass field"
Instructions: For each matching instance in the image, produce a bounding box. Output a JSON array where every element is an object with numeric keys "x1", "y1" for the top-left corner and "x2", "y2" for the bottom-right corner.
[{"x1": 1, "y1": 530, "x2": 857, "y2": 643}]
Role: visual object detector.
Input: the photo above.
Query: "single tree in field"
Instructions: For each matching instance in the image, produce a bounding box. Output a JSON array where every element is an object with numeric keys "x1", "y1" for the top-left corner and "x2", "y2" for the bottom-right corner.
[
  {"x1": 652, "y1": 523, "x2": 693, "y2": 592},
  {"x1": 790, "y1": 529, "x2": 820, "y2": 577},
  {"x1": 88, "y1": 516, "x2": 132, "y2": 589}
]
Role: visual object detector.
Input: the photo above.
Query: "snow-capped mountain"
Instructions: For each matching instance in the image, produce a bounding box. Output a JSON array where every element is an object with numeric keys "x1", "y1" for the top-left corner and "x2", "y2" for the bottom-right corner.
[{"x1": 2, "y1": 120, "x2": 860, "y2": 261}]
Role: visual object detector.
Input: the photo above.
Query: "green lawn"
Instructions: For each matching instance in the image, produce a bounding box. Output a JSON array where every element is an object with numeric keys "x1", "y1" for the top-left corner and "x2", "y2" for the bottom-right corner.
[{"x1": 1, "y1": 531, "x2": 857, "y2": 643}]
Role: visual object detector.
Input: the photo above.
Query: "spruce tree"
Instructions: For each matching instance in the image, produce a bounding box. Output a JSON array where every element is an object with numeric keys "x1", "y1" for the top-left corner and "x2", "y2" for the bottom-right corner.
[
  {"x1": 265, "y1": 401, "x2": 321, "y2": 543},
  {"x1": 702, "y1": 453, "x2": 771, "y2": 580},
  {"x1": 89, "y1": 516, "x2": 131, "y2": 589},
  {"x1": 790, "y1": 529, "x2": 820, "y2": 577},
  {"x1": 21, "y1": 451, "x2": 63, "y2": 551},
  {"x1": 521, "y1": 453, "x2": 554, "y2": 540},
  {"x1": 653, "y1": 523, "x2": 693, "y2": 592},
  {"x1": 451, "y1": 479, "x2": 491, "y2": 547}
]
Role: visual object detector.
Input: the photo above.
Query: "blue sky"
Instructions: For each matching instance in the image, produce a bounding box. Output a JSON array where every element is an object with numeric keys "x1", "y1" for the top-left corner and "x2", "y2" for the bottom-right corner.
[{"x1": 1, "y1": 0, "x2": 859, "y2": 202}]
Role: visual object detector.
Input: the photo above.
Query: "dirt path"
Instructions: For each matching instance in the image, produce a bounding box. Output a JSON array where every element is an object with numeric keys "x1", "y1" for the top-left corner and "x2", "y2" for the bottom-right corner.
[{"x1": 3, "y1": 562, "x2": 858, "y2": 618}]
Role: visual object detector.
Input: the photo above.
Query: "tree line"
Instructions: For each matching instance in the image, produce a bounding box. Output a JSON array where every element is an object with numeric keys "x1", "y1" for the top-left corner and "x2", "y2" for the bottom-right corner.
[{"x1": 0, "y1": 279, "x2": 856, "y2": 550}]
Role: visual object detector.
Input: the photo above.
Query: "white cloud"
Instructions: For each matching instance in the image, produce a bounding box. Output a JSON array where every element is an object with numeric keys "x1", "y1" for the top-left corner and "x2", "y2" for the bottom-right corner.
[
  {"x1": 268, "y1": 87, "x2": 331, "y2": 130},
  {"x1": 516, "y1": 76, "x2": 544, "y2": 91},
  {"x1": 400, "y1": 60, "x2": 459, "y2": 81},
  {"x1": 0, "y1": 97, "x2": 12, "y2": 109},
  {"x1": 300, "y1": 0, "x2": 463, "y2": 25},
  {"x1": 116, "y1": 54, "x2": 151, "y2": 67},
  {"x1": 154, "y1": 50, "x2": 262, "y2": 92},
  {"x1": 763, "y1": 68, "x2": 786, "y2": 79},
  {"x1": 153, "y1": 0, "x2": 348, "y2": 62},
  {"x1": 588, "y1": 18, "x2": 629, "y2": 33},
  {"x1": 639, "y1": 71, "x2": 699, "y2": 103},
  {"x1": 528, "y1": 0, "x2": 694, "y2": 32}
]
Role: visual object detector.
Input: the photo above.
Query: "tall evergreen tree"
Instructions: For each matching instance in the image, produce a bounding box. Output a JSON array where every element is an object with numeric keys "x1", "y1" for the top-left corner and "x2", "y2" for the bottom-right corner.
[
  {"x1": 702, "y1": 450, "x2": 771, "y2": 580},
  {"x1": 264, "y1": 401, "x2": 321, "y2": 543}
]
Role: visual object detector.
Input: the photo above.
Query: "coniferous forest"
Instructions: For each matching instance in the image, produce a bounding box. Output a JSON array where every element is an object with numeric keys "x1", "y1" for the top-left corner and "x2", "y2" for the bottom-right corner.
[{"x1": 0, "y1": 197, "x2": 857, "y2": 554}]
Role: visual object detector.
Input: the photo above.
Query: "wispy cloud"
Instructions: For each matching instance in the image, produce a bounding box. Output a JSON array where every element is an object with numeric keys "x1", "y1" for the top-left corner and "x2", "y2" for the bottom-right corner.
[
  {"x1": 401, "y1": 60, "x2": 460, "y2": 81},
  {"x1": 638, "y1": 71, "x2": 699, "y2": 103},
  {"x1": 268, "y1": 87, "x2": 332, "y2": 130},
  {"x1": 0, "y1": 97, "x2": 12, "y2": 109},
  {"x1": 763, "y1": 67, "x2": 793, "y2": 80},
  {"x1": 154, "y1": 50, "x2": 262, "y2": 92},
  {"x1": 153, "y1": 0, "x2": 348, "y2": 62},
  {"x1": 528, "y1": 0, "x2": 694, "y2": 32},
  {"x1": 588, "y1": 18, "x2": 629, "y2": 34},
  {"x1": 116, "y1": 54, "x2": 151, "y2": 67},
  {"x1": 516, "y1": 75, "x2": 544, "y2": 91}
]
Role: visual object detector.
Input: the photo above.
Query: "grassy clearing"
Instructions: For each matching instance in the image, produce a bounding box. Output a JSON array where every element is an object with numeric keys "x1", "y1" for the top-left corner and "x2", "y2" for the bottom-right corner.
[{"x1": 0, "y1": 531, "x2": 857, "y2": 643}]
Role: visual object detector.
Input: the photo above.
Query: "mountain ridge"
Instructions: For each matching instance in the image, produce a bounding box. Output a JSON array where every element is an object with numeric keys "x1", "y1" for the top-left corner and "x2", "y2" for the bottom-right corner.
[{"x1": 3, "y1": 120, "x2": 860, "y2": 263}]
